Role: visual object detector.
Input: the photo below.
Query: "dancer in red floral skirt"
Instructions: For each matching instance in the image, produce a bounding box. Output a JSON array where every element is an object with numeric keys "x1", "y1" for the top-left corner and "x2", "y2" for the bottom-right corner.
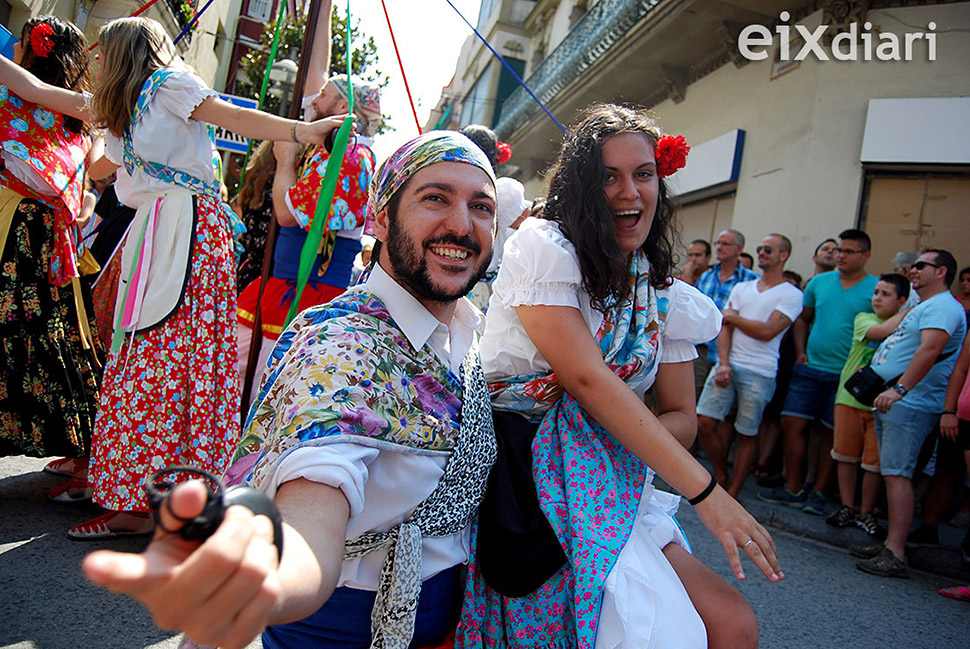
[{"x1": 0, "y1": 16, "x2": 346, "y2": 538}]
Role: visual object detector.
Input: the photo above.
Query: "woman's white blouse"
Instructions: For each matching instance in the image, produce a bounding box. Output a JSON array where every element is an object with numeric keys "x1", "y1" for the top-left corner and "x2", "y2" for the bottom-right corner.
[
  {"x1": 103, "y1": 69, "x2": 217, "y2": 209},
  {"x1": 481, "y1": 217, "x2": 720, "y2": 382}
]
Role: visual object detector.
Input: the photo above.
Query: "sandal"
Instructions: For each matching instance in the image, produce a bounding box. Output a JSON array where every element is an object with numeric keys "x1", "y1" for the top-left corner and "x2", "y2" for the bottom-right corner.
[
  {"x1": 752, "y1": 463, "x2": 769, "y2": 479},
  {"x1": 939, "y1": 586, "x2": 970, "y2": 602},
  {"x1": 48, "y1": 477, "x2": 93, "y2": 503},
  {"x1": 67, "y1": 513, "x2": 154, "y2": 541},
  {"x1": 43, "y1": 457, "x2": 87, "y2": 477}
]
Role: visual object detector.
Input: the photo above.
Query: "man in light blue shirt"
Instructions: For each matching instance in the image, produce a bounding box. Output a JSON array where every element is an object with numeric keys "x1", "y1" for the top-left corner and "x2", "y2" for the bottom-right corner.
[{"x1": 852, "y1": 249, "x2": 966, "y2": 579}]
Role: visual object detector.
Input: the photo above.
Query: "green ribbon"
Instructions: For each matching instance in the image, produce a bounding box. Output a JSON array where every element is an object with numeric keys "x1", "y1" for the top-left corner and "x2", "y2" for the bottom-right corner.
[{"x1": 285, "y1": 0, "x2": 354, "y2": 327}]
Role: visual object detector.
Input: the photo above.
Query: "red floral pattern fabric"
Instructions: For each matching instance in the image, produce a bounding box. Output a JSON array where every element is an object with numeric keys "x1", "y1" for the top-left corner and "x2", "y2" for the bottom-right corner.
[
  {"x1": 0, "y1": 85, "x2": 90, "y2": 286},
  {"x1": 285, "y1": 141, "x2": 374, "y2": 234},
  {"x1": 89, "y1": 196, "x2": 240, "y2": 510}
]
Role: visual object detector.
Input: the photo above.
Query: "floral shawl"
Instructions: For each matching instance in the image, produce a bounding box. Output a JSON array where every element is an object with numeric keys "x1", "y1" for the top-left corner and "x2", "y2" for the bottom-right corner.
[
  {"x1": 457, "y1": 254, "x2": 676, "y2": 649},
  {"x1": 232, "y1": 290, "x2": 466, "y2": 478},
  {"x1": 0, "y1": 85, "x2": 89, "y2": 286},
  {"x1": 229, "y1": 288, "x2": 496, "y2": 649}
]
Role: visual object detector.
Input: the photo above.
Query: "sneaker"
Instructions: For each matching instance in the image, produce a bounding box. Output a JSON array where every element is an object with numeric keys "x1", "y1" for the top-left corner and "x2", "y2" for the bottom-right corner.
[
  {"x1": 848, "y1": 542, "x2": 884, "y2": 559},
  {"x1": 755, "y1": 472, "x2": 785, "y2": 488},
  {"x1": 826, "y1": 505, "x2": 855, "y2": 528},
  {"x1": 757, "y1": 486, "x2": 806, "y2": 507},
  {"x1": 854, "y1": 512, "x2": 887, "y2": 539},
  {"x1": 856, "y1": 546, "x2": 909, "y2": 578},
  {"x1": 905, "y1": 524, "x2": 939, "y2": 548},
  {"x1": 802, "y1": 491, "x2": 826, "y2": 516}
]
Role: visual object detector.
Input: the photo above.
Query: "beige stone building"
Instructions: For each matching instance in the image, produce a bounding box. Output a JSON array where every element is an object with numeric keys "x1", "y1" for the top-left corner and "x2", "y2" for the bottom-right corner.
[{"x1": 429, "y1": 0, "x2": 970, "y2": 279}]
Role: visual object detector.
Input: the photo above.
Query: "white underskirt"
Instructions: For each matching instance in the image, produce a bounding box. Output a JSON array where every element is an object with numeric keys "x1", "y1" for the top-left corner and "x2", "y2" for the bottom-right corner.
[{"x1": 594, "y1": 479, "x2": 708, "y2": 649}]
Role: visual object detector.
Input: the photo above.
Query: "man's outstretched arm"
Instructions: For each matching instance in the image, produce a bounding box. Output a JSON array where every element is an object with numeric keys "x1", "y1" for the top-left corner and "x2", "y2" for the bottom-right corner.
[{"x1": 83, "y1": 478, "x2": 350, "y2": 649}]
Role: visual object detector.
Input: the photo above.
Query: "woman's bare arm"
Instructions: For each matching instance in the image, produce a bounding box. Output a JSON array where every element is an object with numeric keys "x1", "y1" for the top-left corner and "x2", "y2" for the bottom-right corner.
[
  {"x1": 515, "y1": 304, "x2": 783, "y2": 582},
  {"x1": 0, "y1": 55, "x2": 89, "y2": 120}
]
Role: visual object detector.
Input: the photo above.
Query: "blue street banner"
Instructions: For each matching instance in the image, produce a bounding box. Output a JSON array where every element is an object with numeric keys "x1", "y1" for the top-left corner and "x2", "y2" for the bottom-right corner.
[{"x1": 213, "y1": 93, "x2": 260, "y2": 153}]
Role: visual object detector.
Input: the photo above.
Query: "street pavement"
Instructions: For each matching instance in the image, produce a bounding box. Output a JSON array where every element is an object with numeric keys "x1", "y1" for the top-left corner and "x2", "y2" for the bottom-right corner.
[{"x1": 2, "y1": 454, "x2": 968, "y2": 648}]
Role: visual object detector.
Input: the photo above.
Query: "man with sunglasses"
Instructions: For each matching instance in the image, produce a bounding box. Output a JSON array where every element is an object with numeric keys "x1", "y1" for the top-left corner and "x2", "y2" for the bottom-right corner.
[
  {"x1": 759, "y1": 229, "x2": 878, "y2": 515},
  {"x1": 852, "y1": 249, "x2": 966, "y2": 578},
  {"x1": 697, "y1": 234, "x2": 803, "y2": 496}
]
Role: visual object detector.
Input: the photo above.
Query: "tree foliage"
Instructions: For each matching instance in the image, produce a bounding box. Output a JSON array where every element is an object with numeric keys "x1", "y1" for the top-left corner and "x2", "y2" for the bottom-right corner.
[{"x1": 234, "y1": 8, "x2": 388, "y2": 120}]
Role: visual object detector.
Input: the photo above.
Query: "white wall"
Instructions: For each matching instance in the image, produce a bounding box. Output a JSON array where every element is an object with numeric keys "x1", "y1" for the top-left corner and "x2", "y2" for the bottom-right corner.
[{"x1": 649, "y1": 4, "x2": 970, "y2": 279}]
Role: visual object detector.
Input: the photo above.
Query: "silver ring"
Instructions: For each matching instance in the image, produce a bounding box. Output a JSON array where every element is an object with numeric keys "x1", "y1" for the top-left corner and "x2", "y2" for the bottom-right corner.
[{"x1": 742, "y1": 539, "x2": 755, "y2": 549}]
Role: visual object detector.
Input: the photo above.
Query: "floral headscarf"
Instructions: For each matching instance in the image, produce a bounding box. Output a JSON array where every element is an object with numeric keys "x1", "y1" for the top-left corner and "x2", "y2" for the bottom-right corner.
[
  {"x1": 329, "y1": 74, "x2": 381, "y2": 137},
  {"x1": 365, "y1": 131, "x2": 496, "y2": 235}
]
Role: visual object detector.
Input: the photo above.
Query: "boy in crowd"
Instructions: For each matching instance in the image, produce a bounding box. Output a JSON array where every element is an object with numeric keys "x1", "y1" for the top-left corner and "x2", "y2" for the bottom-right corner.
[{"x1": 827, "y1": 274, "x2": 910, "y2": 536}]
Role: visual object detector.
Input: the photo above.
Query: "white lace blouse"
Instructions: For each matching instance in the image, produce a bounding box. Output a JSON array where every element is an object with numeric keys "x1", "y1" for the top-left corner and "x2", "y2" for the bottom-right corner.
[
  {"x1": 103, "y1": 68, "x2": 217, "y2": 209},
  {"x1": 481, "y1": 217, "x2": 721, "y2": 394}
]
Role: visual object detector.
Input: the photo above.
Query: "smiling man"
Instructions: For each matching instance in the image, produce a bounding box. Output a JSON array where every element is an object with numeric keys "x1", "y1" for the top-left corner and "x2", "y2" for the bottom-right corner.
[{"x1": 82, "y1": 132, "x2": 499, "y2": 649}]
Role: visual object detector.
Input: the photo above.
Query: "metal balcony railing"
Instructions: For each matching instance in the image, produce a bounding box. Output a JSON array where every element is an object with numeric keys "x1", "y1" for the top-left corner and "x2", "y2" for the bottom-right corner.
[{"x1": 494, "y1": 0, "x2": 663, "y2": 138}]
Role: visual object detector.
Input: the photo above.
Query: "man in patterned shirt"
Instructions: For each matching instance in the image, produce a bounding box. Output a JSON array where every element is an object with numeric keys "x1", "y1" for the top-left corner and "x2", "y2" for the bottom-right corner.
[
  {"x1": 82, "y1": 131, "x2": 500, "y2": 649},
  {"x1": 693, "y1": 228, "x2": 760, "y2": 394},
  {"x1": 236, "y1": 7, "x2": 381, "y2": 404}
]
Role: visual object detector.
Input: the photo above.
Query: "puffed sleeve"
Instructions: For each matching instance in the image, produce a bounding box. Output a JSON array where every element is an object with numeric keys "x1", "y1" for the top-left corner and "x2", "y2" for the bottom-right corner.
[
  {"x1": 660, "y1": 279, "x2": 722, "y2": 363},
  {"x1": 493, "y1": 218, "x2": 583, "y2": 309},
  {"x1": 153, "y1": 69, "x2": 217, "y2": 122},
  {"x1": 103, "y1": 131, "x2": 122, "y2": 165}
]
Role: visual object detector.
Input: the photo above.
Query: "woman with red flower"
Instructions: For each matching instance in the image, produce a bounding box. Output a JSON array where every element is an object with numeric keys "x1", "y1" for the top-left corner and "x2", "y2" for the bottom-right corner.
[
  {"x1": 0, "y1": 16, "x2": 103, "y2": 498},
  {"x1": 458, "y1": 104, "x2": 781, "y2": 649}
]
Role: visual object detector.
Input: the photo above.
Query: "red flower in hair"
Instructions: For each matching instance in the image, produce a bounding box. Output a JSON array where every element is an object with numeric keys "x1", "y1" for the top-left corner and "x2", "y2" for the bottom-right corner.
[
  {"x1": 496, "y1": 141, "x2": 512, "y2": 164},
  {"x1": 655, "y1": 134, "x2": 690, "y2": 178},
  {"x1": 30, "y1": 23, "x2": 55, "y2": 58}
]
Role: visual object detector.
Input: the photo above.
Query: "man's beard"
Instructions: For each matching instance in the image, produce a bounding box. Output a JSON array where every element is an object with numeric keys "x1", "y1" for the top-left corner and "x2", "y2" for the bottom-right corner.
[{"x1": 385, "y1": 213, "x2": 493, "y2": 304}]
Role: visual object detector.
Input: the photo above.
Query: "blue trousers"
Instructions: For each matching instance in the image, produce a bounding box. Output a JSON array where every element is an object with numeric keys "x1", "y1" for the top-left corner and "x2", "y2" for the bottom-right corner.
[{"x1": 262, "y1": 564, "x2": 463, "y2": 649}]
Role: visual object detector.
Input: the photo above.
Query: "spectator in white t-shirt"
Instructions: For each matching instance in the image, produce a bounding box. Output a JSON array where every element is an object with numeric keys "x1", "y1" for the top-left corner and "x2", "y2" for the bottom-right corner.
[{"x1": 697, "y1": 234, "x2": 804, "y2": 497}]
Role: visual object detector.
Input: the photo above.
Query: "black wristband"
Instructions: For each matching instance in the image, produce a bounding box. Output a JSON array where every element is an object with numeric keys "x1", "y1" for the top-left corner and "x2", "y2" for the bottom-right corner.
[
  {"x1": 942, "y1": 409, "x2": 958, "y2": 415},
  {"x1": 688, "y1": 474, "x2": 718, "y2": 506}
]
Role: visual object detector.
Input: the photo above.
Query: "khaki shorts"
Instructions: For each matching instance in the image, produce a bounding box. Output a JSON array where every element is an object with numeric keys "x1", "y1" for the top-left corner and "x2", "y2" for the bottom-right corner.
[{"x1": 831, "y1": 403, "x2": 880, "y2": 472}]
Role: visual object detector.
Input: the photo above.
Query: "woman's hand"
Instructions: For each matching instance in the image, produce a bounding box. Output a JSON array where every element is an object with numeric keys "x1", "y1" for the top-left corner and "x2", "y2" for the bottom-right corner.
[
  {"x1": 693, "y1": 486, "x2": 783, "y2": 583},
  {"x1": 83, "y1": 481, "x2": 281, "y2": 649},
  {"x1": 297, "y1": 114, "x2": 354, "y2": 146}
]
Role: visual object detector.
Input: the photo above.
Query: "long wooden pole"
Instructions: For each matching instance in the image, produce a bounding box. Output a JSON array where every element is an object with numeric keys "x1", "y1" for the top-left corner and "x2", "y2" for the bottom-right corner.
[{"x1": 241, "y1": 0, "x2": 326, "y2": 417}]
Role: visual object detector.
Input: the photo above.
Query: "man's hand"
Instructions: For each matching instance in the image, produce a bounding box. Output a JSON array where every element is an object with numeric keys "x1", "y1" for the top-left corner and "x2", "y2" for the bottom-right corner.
[
  {"x1": 273, "y1": 140, "x2": 302, "y2": 164},
  {"x1": 940, "y1": 413, "x2": 960, "y2": 441},
  {"x1": 873, "y1": 388, "x2": 903, "y2": 414},
  {"x1": 83, "y1": 481, "x2": 281, "y2": 649},
  {"x1": 795, "y1": 353, "x2": 808, "y2": 366},
  {"x1": 714, "y1": 364, "x2": 733, "y2": 388},
  {"x1": 721, "y1": 308, "x2": 739, "y2": 326}
]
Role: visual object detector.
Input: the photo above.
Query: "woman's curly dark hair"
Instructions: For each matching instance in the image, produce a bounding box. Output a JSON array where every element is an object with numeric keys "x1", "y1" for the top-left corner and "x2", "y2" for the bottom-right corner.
[
  {"x1": 19, "y1": 16, "x2": 92, "y2": 134},
  {"x1": 541, "y1": 103, "x2": 679, "y2": 311}
]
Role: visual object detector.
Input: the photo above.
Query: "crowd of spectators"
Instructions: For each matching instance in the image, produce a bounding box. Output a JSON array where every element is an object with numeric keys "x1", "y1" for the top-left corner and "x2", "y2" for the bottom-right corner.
[{"x1": 679, "y1": 228, "x2": 970, "y2": 580}]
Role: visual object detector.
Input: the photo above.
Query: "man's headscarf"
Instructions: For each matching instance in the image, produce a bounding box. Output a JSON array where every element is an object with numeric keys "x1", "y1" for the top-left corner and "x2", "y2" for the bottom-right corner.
[
  {"x1": 329, "y1": 74, "x2": 381, "y2": 137},
  {"x1": 366, "y1": 131, "x2": 496, "y2": 232}
]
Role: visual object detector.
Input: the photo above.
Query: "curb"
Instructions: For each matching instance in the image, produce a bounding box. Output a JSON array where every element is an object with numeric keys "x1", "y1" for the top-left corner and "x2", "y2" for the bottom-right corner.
[{"x1": 741, "y1": 496, "x2": 970, "y2": 582}]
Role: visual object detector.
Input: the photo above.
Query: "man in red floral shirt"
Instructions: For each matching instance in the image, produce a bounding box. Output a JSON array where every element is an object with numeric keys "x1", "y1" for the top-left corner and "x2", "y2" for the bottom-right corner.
[{"x1": 236, "y1": 2, "x2": 380, "y2": 404}]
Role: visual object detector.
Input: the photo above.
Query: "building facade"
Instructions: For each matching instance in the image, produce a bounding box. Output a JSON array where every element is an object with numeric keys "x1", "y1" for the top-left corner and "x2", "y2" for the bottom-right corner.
[{"x1": 434, "y1": 0, "x2": 970, "y2": 278}]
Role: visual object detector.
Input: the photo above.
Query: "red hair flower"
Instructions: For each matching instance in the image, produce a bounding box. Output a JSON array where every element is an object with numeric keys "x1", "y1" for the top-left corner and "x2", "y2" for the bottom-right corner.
[
  {"x1": 496, "y1": 141, "x2": 512, "y2": 164},
  {"x1": 30, "y1": 23, "x2": 55, "y2": 58},
  {"x1": 656, "y1": 134, "x2": 690, "y2": 178}
]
